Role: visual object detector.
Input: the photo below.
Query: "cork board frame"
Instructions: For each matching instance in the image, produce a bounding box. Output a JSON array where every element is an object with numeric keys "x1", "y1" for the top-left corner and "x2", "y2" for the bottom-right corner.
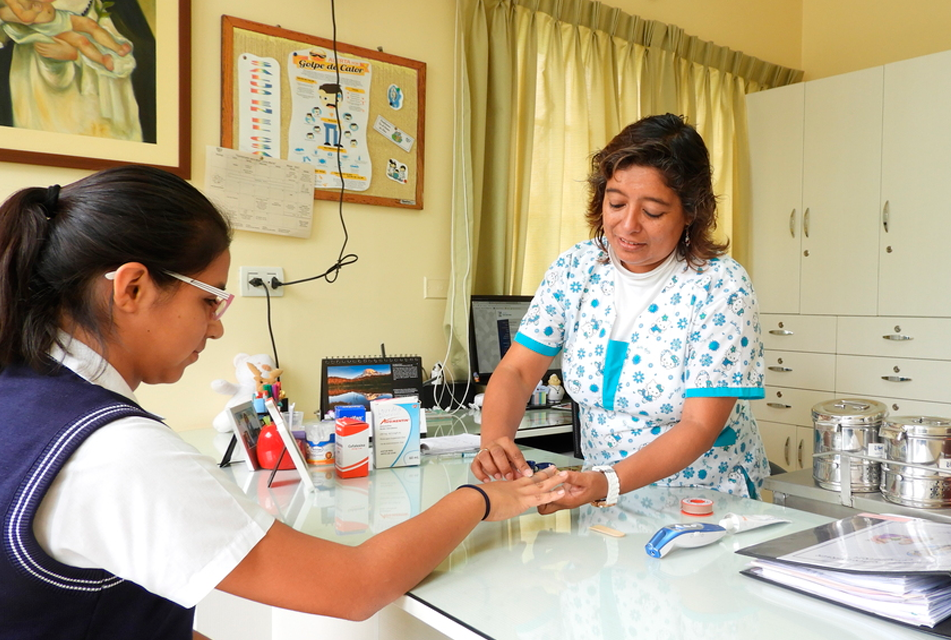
[{"x1": 221, "y1": 15, "x2": 425, "y2": 209}]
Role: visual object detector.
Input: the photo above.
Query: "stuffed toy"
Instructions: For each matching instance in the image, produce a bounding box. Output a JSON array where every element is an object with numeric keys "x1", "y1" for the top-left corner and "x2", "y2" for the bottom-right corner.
[{"x1": 210, "y1": 353, "x2": 280, "y2": 433}]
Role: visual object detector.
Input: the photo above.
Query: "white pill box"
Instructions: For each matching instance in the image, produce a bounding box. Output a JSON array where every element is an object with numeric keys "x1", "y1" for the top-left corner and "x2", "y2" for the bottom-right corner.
[{"x1": 370, "y1": 397, "x2": 421, "y2": 468}]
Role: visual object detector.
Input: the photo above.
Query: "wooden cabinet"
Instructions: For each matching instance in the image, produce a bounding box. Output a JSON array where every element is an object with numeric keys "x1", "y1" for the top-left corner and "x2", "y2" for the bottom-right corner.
[
  {"x1": 748, "y1": 68, "x2": 883, "y2": 316},
  {"x1": 799, "y1": 67, "x2": 883, "y2": 316},
  {"x1": 747, "y1": 83, "x2": 803, "y2": 315},
  {"x1": 747, "y1": 51, "x2": 951, "y2": 480},
  {"x1": 879, "y1": 50, "x2": 951, "y2": 316}
]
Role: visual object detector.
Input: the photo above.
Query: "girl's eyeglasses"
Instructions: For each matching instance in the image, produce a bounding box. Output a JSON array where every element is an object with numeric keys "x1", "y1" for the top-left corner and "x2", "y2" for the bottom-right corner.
[{"x1": 104, "y1": 270, "x2": 234, "y2": 321}]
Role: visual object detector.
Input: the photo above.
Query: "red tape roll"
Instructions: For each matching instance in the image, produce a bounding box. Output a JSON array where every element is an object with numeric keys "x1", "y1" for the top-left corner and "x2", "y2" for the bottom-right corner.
[{"x1": 681, "y1": 497, "x2": 714, "y2": 516}]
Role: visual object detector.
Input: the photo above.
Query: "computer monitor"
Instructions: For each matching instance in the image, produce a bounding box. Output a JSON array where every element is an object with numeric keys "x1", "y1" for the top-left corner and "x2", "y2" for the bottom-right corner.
[{"x1": 468, "y1": 294, "x2": 562, "y2": 386}]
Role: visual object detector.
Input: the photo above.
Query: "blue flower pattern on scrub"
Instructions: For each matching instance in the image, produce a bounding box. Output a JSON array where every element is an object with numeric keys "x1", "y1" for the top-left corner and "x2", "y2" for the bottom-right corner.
[{"x1": 514, "y1": 241, "x2": 769, "y2": 497}]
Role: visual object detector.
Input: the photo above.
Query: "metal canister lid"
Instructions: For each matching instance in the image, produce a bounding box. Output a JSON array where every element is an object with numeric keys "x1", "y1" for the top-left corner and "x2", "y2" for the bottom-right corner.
[
  {"x1": 881, "y1": 416, "x2": 951, "y2": 439},
  {"x1": 812, "y1": 398, "x2": 887, "y2": 427}
]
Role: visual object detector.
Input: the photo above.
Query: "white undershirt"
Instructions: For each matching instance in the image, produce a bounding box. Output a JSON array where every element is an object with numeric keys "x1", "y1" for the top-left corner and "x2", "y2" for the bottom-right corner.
[
  {"x1": 608, "y1": 246, "x2": 682, "y2": 341},
  {"x1": 33, "y1": 335, "x2": 274, "y2": 608}
]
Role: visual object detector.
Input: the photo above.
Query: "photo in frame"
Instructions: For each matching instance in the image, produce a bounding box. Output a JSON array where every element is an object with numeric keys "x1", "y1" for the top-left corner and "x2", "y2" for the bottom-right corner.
[
  {"x1": 319, "y1": 355, "x2": 423, "y2": 418},
  {"x1": 0, "y1": 0, "x2": 191, "y2": 177},
  {"x1": 229, "y1": 400, "x2": 263, "y2": 472},
  {"x1": 265, "y1": 397, "x2": 316, "y2": 492}
]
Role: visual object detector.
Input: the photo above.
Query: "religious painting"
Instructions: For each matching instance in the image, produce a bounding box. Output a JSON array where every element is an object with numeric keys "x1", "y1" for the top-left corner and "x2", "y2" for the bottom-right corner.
[{"x1": 0, "y1": 0, "x2": 190, "y2": 177}]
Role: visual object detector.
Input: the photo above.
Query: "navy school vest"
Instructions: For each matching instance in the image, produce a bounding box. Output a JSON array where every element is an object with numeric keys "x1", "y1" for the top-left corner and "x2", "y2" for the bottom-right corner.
[{"x1": 0, "y1": 362, "x2": 194, "y2": 639}]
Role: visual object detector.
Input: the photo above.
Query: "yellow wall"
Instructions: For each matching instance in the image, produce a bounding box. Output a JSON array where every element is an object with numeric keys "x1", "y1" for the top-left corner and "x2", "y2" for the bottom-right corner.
[
  {"x1": 803, "y1": 0, "x2": 951, "y2": 79},
  {"x1": 0, "y1": 0, "x2": 948, "y2": 431}
]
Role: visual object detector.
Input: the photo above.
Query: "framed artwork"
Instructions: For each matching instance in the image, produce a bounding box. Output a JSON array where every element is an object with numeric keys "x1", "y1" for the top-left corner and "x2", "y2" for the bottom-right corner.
[
  {"x1": 221, "y1": 15, "x2": 426, "y2": 209},
  {"x1": 319, "y1": 355, "x2": 423, "y2": 417},
  {"x1": 0, "y1": 0, "x2": 191, "y2": 178},
  {"x1": 229, "y1": 400, "x2": 263, "y2": 472}
]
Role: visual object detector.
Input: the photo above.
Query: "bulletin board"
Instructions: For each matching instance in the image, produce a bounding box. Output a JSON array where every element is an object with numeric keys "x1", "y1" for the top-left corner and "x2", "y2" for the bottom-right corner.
[{"x1": 221, "y1": 15, "x2": 426, "y2": 209}]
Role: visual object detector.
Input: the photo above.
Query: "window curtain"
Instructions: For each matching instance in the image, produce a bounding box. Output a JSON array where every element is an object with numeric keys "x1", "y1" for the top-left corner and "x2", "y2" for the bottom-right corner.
[{"x1": 443, "y1": 0, "x2": 803, "y2": 376}]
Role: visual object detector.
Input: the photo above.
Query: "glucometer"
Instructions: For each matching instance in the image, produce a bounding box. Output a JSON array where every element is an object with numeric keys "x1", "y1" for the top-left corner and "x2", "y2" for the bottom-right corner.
[{"x1": 644, "y1": 523, "x2": 728, "y2": 558}]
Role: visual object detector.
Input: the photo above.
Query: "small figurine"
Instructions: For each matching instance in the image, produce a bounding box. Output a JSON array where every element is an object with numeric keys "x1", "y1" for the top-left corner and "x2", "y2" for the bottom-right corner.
[{"x1": 546, "y1": 373, "x2": 565, "y2": 402}]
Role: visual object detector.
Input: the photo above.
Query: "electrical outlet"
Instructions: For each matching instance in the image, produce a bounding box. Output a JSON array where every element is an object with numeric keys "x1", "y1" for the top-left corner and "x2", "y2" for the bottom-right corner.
[{"x1": 240, "y1": 266, "x2": 285, "y2": 297}]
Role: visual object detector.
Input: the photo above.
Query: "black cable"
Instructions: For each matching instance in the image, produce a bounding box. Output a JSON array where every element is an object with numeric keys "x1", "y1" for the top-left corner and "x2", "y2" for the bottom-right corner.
[
  {"x1": 275, "y1": 0, "x2": 356, "y2": 290},
  {"x1": 261, "y1": 282, "x2": 280, "y2": 369}
]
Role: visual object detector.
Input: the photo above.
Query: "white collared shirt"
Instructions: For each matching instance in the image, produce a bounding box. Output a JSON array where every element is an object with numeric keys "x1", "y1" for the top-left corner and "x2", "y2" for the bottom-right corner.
[{"x1": 33, "y1": 335, "x2": 274, "y2": 608}]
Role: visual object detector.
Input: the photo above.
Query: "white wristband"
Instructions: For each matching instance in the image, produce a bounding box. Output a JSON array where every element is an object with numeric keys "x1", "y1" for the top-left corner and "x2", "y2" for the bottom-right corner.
[{"x1": 591, "y1": 465, "x2": 619, "y2": 507}]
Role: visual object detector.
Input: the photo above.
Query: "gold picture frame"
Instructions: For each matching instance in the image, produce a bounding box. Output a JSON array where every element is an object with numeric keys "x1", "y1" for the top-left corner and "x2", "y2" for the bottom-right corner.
[{"x1": 0, "y1": 0, "x2": 191, "y2": 178}]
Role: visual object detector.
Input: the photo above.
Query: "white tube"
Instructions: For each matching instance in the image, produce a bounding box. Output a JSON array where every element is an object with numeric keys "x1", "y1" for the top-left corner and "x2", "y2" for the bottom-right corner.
[{"x1": 718, "y1": 512, "x2": 790, "y2": 534}]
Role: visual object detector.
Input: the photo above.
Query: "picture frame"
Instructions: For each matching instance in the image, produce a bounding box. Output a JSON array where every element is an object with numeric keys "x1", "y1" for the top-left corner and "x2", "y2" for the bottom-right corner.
[
  {"x1": 265, "y1": 397, "x2": 316, "y2": 492},
  {"x1": 320, "y1": 355, "x2": 423, "y2": 418},
  {"x1": 220, "y1": 15, "x2": 426, "y2": 209},
  {"x1": 0, "y1": 0, "x2": 192, "y2": 178},
  {"x1": 229, "y1": 400, "x2": 263, "y2": 472}
]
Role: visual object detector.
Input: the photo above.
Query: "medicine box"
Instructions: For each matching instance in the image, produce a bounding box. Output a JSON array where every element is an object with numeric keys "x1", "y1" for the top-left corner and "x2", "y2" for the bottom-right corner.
[
  {"x1": 370, "y1": 397, "x2": 421, "y2": 468},
  {"x1": 335, "y1": 417, "x2": 369, "y2": 478}
]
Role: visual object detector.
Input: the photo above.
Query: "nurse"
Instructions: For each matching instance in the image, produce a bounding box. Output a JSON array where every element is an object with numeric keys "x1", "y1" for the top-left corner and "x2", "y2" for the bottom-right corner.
[
  {"x1": 0, "y1": 166, "x2": 566, "y2": 639},
  {"x1": 472, "y1": 113, "x2": 769, "y2": 510}
]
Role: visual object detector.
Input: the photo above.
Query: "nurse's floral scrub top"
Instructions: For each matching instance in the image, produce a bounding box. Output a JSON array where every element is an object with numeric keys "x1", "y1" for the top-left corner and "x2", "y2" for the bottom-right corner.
[{"x1": 516, "y1": 240, "x2": 769, "y2": 498}]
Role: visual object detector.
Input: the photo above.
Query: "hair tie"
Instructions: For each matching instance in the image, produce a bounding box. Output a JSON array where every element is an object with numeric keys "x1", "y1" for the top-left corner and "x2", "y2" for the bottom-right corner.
[{"x1": 42, "y1": 184, "x2": 61, "y2": 220}]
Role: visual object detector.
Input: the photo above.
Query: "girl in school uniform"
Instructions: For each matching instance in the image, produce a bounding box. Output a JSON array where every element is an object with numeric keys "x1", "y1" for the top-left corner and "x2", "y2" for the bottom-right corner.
[{"x1": 0, "y1": 165, "x2": 566, "y2": 640}]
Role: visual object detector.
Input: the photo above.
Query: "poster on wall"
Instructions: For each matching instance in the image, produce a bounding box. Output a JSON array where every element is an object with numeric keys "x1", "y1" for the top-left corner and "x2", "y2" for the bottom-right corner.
[{"x1": 287, "y1": 48, "x2": 372, "y2": 191}]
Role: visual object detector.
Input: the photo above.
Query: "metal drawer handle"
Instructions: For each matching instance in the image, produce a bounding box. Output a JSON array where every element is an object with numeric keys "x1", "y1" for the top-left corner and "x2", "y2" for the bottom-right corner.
[
  {"x1": 798, "y1": 438, "x2": 804, "y2": 468},
  {"x1": 768, "y1": 366, "x2": 793, "y2": 372},
  {"x1": 789, "y1": 208, "x2": 796, "y2": 238},
  {"x1": 767, "y1": 402, "x2": 792, "y2": 409},
  {"x1": 784, "y1": 437, "x2": 791, "y2": 467},
  {"x1": 769, "y1": 329, "x2": 794, "y2": 336},
  {"x1": 803, "y1": 207, "x2": 810, "y2": 238},
  {"x1": 882, "y1": 334, "x2": 913, "y2": 341},
  {"x1": 882, "y1": 200, "x2": 890, "y2": 233},
  {"x1": 881, "y1": 375, "x2": 912, "y2": 382}
]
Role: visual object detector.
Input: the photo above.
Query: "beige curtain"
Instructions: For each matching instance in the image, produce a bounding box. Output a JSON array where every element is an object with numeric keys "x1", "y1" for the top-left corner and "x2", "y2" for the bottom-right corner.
[{"x1": 444, "y1": 0, "x2": 802, "y2": 376}]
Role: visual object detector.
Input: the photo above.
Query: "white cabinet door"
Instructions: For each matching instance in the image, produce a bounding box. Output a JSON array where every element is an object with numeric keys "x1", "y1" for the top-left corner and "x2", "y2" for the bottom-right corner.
[
  {"x1": 800, "y1": 67, "x2": 884, "y2": 316},
  {"x1": 879, "y1": 49, "x2": 951, "y2": 317},
  {"x1": 746, "y1": 83, "x2": 804, "y2": 314},
  {"x1": 758, "y1": 420, "x2": 814, "y2": 472}
]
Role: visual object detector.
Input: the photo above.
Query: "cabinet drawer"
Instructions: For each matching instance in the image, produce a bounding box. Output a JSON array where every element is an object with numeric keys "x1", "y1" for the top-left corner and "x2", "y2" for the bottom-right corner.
[
  {"x1": 836, "y1": 355, "x2": 951, "y2": 403},
  {"x1": 752, "y1": 387, "x2": 831, "y2": 427},
  {"x1": 845, "y1": 394, "x2": 951, "y2": 421},
  {"x1": 764, "y1": 350, "x2": 836, "y2": 391},
  {"x1": 761, "y1": 314, "x2": 837, "y2": 352},
  {"x1": 836, "y1": 317, "x2": 951, "y2": 360}
]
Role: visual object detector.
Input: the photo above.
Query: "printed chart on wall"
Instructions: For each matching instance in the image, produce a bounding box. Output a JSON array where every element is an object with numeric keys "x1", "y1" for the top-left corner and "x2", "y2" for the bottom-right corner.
[{"x1": 221, "y1": 16, "x2": 426, "y2": 209}]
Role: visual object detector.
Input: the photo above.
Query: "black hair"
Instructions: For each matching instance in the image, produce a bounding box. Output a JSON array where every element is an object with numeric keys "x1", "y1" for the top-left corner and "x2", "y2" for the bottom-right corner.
[
  {"x1": 0, "y1": 165, "x2": 232, "y2": 372},
  {"x1": 585, "y1": 113, "x2": 727, "y2": 267}
]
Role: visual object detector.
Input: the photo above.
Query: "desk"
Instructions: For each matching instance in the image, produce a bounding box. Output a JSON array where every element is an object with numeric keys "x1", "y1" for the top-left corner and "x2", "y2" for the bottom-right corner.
[
  {"x1": 185, "y1": 429, "x2": 936, "y2": 640},
  {"x1": 424, "y1": 406, "x2": 573, "y2": 440}
]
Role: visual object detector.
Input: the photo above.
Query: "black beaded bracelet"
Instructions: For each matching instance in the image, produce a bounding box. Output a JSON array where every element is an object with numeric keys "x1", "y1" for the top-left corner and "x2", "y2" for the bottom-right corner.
[{"x1": 458, "y1": 484, "x2": 491, "y2": 520}]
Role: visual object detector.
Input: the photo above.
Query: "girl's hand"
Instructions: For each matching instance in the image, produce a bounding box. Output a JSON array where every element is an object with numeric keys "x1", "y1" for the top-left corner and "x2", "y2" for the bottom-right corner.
[
  {"x1": 470, "y1": 436, "x2": 533, "y2": 481},
  {"x1": 479, "y1": 467, "x2": 567, "y2": 521}
]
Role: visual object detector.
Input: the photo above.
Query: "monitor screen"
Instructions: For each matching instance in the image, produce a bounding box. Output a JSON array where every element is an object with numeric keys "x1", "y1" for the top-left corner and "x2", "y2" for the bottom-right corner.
[{"x1": 468, "y1": 295, "x2": 562, "y2": 385}]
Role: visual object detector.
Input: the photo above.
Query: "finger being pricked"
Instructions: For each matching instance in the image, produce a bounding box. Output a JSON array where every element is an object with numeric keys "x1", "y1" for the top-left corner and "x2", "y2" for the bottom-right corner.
[{"x1": 482, "y1": 469, "x2": 568, "y2": 521}]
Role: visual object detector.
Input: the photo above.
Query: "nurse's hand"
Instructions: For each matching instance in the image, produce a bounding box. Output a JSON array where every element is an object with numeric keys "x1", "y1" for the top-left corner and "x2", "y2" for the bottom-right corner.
[
  {"x1": 535, "y1": 470, "x2": 608, "y2": 514},
  {"x1": 470, "y1": 436, "x2": 533, "y2": 481}
]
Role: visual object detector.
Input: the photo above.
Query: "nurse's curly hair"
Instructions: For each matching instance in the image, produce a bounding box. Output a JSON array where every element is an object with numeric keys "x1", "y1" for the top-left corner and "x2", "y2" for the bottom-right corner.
[{"x1": 585, "y1": 113, "x2": 728, "y2": 268}]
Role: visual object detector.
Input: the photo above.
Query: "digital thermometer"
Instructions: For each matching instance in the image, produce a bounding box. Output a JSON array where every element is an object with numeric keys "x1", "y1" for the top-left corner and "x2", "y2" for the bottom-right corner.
[{"x1": 644, "y1": 523, "x2": 727, "y2": 558}]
